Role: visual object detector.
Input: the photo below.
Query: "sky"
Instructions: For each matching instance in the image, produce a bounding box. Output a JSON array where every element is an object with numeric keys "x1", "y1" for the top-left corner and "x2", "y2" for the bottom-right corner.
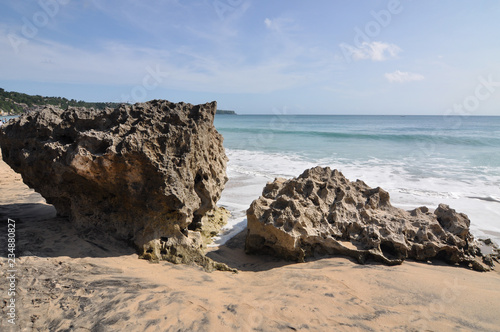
[{"x1": 0, "y1": 0, "x2": 499, "y2": 115}]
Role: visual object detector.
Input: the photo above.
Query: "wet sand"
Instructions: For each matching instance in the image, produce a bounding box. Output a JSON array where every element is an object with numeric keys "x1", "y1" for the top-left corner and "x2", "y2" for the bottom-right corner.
[{"x1": 1, "y1": 153, "x2": 500, "y2": 332}]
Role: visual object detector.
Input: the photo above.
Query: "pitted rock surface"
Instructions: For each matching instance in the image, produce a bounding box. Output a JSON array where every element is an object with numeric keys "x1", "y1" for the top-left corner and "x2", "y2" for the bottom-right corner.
[
  {"x1": 246, "y1": 166, "x2": 497, "y2": 271},
  {"x1": 1, "y1": 100, "x2": 233, "y2": 271}
]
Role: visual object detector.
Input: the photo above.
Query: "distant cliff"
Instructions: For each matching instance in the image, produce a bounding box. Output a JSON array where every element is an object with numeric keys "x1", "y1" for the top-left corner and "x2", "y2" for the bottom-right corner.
[
  {"x1": 1, "y1": 88, "x2": 238, "y2": 117},
  {"x1": 216, "y1": 110, "x2": 237, "y2": 115},
  {"x1": 0, "y1": 88, "x2": 120, "y2": 115}
]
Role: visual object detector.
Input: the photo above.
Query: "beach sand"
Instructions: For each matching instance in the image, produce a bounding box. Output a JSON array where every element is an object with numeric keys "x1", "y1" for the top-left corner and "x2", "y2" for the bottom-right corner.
[{"x1": 1, "y1": 153, "x2": 500, "y2": 332}]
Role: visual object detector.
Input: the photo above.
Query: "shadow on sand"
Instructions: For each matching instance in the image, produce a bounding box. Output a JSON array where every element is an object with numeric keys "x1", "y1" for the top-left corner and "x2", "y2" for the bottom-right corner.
[
  {"x1": 206, "y1": 230, "x2": 298, "y2": 272},
  {"x1": 0, "y1": 203, "x2": 137, "y2": 260},
  {"x1": 1, "y1": 202, "x2": 461, "y2": 273},
  {"x1": 0, "y1": 202, "x2": 295, "y2": 272}
]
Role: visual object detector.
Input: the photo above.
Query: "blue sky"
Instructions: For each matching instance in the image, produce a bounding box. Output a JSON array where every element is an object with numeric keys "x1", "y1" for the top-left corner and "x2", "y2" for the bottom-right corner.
[{"x1": 1, "y1": 0, "x2": 499, "y2": 114}]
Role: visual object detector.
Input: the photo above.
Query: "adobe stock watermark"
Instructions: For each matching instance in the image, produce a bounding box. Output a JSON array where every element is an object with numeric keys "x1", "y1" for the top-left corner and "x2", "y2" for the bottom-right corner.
[
  {"x1": 339, "y1": 0, "x2": 404, "y2": 63},
  {"x1": 234, "y1": 106, "x2": 292, "y2": 151},
  {"x1": 120, "y1": 65, "x2": 169, "y2": 104},
  {"x1": 408, "y1": 277, "x2": 466, "y2": 330},
  {"x1": 5, "y1": 218, "x2": 17, "y2": 325},
  {"x1": 242, "y1": 301, "x2": 277, "y2": 331},
  {"x1": 212, "y1": 0, "x2": 246, "y2": 21},
  {"x1": 443, "y1": 74, "x2": 500, "y2": 124},
  {"x1": 414, "y1": 73, "x2": 500, "y2": 157},
  {"x1": 8, "y1": 0, "x2": 71, "y2": 54}
]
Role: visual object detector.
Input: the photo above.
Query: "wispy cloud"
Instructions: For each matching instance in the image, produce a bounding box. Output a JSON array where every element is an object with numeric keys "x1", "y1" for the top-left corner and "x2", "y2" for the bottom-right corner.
[
  {"x1": 0, "y1": 31, "x2": 336, "y2": 95},
  {"x1": 385, "y1": 70, "x2": 424, "y2": 83},
  {"x1": 264, "y1": 18, "x2": 272, "y2": 29},
  {"x1": 264, "y1": 17, "x2": 298, "y2": 34},
  {"x1": 340, "y1": 41, "x2": 401, "y2": 61}
]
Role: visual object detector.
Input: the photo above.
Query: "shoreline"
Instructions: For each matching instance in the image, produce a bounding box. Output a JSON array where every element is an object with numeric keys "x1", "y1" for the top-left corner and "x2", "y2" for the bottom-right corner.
[
  {"x1": 216, "y1": 148, "x2": 500, "y2": 248},
  {"x1": 1, "y1": 151, "x2": 500, "y2": 330}
]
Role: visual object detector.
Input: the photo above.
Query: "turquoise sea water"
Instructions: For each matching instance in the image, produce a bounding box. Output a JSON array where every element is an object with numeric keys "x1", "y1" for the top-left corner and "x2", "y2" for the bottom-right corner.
[
  {"x1": 213, "y1": 115, "x2": 500, "y2": 245},
  {"x1": 0, "y1": 115, "x2": 18, "y2": 122}
]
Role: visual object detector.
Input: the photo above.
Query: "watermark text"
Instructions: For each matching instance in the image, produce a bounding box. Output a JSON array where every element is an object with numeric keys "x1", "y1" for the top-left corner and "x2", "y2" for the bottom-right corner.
[{"x1": 5, "y1": 218, "x2": 17, "y2": 325}]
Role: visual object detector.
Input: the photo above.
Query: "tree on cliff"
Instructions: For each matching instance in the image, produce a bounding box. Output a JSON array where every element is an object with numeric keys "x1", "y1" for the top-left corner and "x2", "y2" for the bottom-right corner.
[{"x1": 0, "y1": 88, "x2": 121, "y2": 115}]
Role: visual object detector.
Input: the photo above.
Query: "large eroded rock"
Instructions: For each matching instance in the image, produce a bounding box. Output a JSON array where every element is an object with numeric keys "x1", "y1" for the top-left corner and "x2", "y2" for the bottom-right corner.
[
  {"x1": 0, "y1": 100, "x2": 232, "y2": 271},
  {"x1": 246, "y1": 166, "x2": 498, "y2": 271}
]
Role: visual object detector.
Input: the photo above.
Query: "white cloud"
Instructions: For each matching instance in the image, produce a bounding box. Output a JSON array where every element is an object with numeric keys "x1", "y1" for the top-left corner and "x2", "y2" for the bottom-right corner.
[
  {"x1": 263, "y1": 16, "x2": 297, "y2": 34},
  {"x1": 264, "y1": 18, "x2": 272, "y2": 28},
  {"x1": 0, "y1": 32, "x2": 333, "y2": 95},
  {"x1": 340, "y1": 41, "x2": 401, "y2": 61},
  {"x1": 0, "y1": 9, "x2": 339, "y2": 98},
  {"x1": 385, "y1": 70, "x2": 424, "y2": 83}
]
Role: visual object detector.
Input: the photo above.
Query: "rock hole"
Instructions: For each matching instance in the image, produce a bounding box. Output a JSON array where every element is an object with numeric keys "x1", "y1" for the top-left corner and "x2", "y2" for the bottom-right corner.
[
  {"x1": 94, "y1": 142, "x2": 110, "y2": 155},
  {"x1": 194, "y1": 172, "x2": 202, "y2": 184},
  {"x1": 436, "y1": 249, "x2": 452, "y2": 261},
  {"x1": 58, "y1": 135, "x2": 74, "y2": 145},
  {"x1": 380, "y1": 241, "x2": 398, "y2": 259},
  {"x1": 188, "y1": 218, "x2": 201, "y2": 231}
]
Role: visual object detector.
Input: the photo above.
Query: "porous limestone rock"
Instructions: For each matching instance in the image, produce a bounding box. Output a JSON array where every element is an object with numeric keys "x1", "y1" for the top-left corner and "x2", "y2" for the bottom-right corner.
[
  {"x1": 246, "y1": 166, "x2": 497, "y2": 271},
  {"x1": 0, "y1": 100, "x2": 234, "y2": 271}
]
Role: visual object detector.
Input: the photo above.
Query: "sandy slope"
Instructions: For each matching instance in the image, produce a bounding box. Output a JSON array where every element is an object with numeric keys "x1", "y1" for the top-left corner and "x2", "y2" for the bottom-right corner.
[{"x1": 1, "y1": 153, "x2": 500, "y2": 332}]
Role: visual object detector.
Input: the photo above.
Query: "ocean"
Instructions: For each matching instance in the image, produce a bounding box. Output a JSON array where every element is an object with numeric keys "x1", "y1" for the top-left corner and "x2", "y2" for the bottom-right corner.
[
  {"x1": 0, "y1": 115, "x2": 17, "y2": 122},
  {"x1": 213, "y1": 115, "x2": 500, "y2": 246}
]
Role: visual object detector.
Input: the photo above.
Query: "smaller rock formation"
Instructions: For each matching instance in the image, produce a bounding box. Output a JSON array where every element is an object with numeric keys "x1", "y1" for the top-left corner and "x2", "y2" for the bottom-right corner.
[
  {"x1": 246, "y1": 166, "x2": 498, "y2": 271},
  {"x1": 0, "y1": 100, "x2": 235, "y2": 272}
]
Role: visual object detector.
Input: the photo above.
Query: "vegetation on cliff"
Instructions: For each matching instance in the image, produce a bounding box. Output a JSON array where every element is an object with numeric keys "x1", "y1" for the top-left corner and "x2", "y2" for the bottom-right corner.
[
  {"x1": 0, "y1": 88, "x2": 237, "y2": 117},
  {"x1": 0, "y1": 88, "x2": 120, "y2": 115}
]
